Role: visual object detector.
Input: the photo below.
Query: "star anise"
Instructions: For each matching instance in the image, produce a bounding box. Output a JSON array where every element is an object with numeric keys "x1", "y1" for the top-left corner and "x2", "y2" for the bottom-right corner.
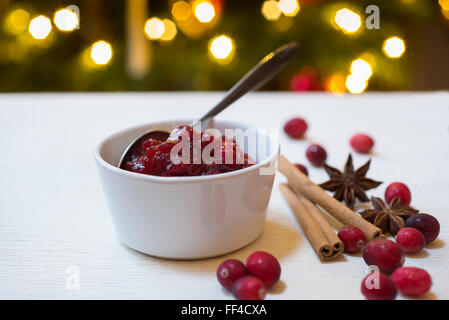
[
  {"x1": 319, "y1": 154, "x2": 382, "y2": 209},
  {"x1": 360, "y1": 196, "x2": 419, "y2": 235}
]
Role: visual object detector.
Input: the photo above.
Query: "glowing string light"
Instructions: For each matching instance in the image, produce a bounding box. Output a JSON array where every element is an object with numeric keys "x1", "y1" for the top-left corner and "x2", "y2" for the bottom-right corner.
[
  {"x1": 278, "y1": 0, "x2": 300, "y2": 17},
  {"x1": 193, "y1": 0, "x2": 215, "y2": 23},
  {"x1": 90, "y1": 41, "x2": 113, "y2": 65},
  {"x1": 172, "y1": 1, "x2": 192, "y2": 21},
  {"x1": 160, "y1": 19, "x2": 177, "y2": 41},
  {"x1": 209, "y1": 35, "x2": 235, "y2": 62},
  {"x1": 443, "y1": 10, "x2": 449, "y2": 20},
  {"x1": 350, "y1": 58, "x2": 373, "y2": 80},
  {"x1": 382, "y1": 36, "x2": 406, "y2": 59},
  {"x1": 54, "y1": 8, "x2": 79, "y2": 31},
  {"x1": 261, "y1": 0, "x2": 282, "y2": 21},
  {"x1": 334, "y1": 8, "x2": 361, "y2": 34},
  {"x1": 144, "y1": 18, "x2": 165, "y2": 40},
  {"x1": 5, "y1": 9, "x2": 30, "y2": 34},
  {"x1": 326, "y1": 74, "x2": 346, "y2": 96},
  {"x1": 346, "y1": 74, "x2": 367, "y2": 94},
  {"x1": 28, "y1": 15, "x2": 52, "y2": 39},
  {"x1": 439, "y1": 0, "x2": 449, "y2": 11}
]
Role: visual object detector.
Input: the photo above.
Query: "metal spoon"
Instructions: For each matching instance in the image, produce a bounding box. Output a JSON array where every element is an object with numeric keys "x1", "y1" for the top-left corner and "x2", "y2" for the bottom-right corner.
[{"x1": 118, "y1": 42, "x2": 299, "y2": 169}]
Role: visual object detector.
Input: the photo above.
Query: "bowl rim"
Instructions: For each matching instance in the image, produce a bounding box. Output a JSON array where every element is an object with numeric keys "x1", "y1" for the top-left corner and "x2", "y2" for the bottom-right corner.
[{"x1": 94, "y1": 119, "x2": 280, "y2": 184}]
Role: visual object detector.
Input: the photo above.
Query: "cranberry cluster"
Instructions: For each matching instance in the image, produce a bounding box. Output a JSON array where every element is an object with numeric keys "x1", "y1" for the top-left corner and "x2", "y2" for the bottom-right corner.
[
  {"x1": 124, "y1": 124, "x2": 253, "y2": 176},
  {"x1": 361, "y1": 266, "x2": 432, "y2": 300},
  {"x1": 337, "y1": 225, "x2": 436, "y2": 299},
  {"x1": 216, "y1": 251, "x2": 281, "y2": 300},
  {"x1": 283, "y1": 117, "x2": 375, "y2": 173},
  {"x1": 382, "y1": 183, "x2": 440, "y2": 248}
]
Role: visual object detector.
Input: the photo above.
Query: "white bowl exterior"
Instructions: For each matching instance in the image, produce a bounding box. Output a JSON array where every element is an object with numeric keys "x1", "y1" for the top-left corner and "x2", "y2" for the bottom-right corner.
[{"x1": 95, "y1": 120, "x2": 279, "y2": 259}]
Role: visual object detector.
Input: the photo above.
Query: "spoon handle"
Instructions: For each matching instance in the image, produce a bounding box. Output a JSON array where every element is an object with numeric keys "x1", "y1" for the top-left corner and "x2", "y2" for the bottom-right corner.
[{"x1": 198, "y1": 42, "x2": 299, "y2": 123}]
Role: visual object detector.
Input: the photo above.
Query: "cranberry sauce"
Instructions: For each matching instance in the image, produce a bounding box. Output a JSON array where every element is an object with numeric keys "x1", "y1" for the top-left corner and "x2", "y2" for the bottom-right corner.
[{"x1": 124, "y1": 124, "x2": 254, "y2": 177}]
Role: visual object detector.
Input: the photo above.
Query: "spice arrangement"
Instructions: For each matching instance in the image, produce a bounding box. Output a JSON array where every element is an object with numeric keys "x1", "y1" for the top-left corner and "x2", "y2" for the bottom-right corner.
[
  {"x1": 280, "y1": 184, "x2": 344, "y2": 260},
  {"x1": 360, "y1": 197, "x2": 418, "y2": 235},
  {"x1": 279, "y1": 155, "x2": 381, "y2": 240},
  {"x1": 319, "y1": 155, "x2": 382, "y2": 210},
  {"x1": 277, "y1": 116, "x2": 440, "y2": 300},
  {"x1": 214, "y1": 116, "x2": 441, "y2": 300}
]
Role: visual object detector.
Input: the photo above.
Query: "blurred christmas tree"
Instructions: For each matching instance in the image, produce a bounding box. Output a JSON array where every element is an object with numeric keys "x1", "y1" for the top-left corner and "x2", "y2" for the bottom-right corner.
[{"x1": 0, "y1": 0, "x2": 448, "y2": 93}]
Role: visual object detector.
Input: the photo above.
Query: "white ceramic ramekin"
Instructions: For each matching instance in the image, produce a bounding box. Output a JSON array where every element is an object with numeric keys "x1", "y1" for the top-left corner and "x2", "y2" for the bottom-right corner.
[{"x1": 94, "y1": 120, "x2": 279, "y2": 259}]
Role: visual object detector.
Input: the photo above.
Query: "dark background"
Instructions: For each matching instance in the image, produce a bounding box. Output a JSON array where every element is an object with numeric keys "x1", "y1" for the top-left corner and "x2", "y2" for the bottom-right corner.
[{"x1": 1, "y1": 0, "x2": 449, "y2": 92}]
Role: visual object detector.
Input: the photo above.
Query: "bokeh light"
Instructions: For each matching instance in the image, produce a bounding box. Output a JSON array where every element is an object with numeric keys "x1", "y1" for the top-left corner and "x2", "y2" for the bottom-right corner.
[
  {"x1": 350, "y1": 58, "x2": 373, "y2": 80},
  {"x1": 345, "y1": 74, "x2": 367, "y2": 94},
  {"x1": 144, "y1": 18, "x2": 165, "y2": 40},
  {"x1": 193, "y1": 0, "x2": 215, "y2": 23},
  {"x1": 28, "y1": 15, "x2": 52, "y2": 40},
  {"x1": 442, "y1": 0, "x2": 449, "y2": 20},
  {"x1": 443, "y1": 10, "x2": 449, "y2": 20},
  {"x1": 382, "y1": 36, "x2": 406, "y2": 59},
  {"x1": 278, "y1": 0, "x2": 300, "y2": 17},
  {"x1": 172, "y1": 1, "x2": 192, "y2": 21},
  {"x1": 439, "y1": 0, "x2": 449, "y2": 11},
  {"x1": 334, "y1": 8, "x2": 361, "y2": 34},
  {"x1": 325, "y1": 74, "x2": 346, "y2": 96},
  {"x1": 4, "y1": 9, "x2": 30, "y2": 35},
  {"x1": 54, "y1": 8, "x2": 79, "y2": 31},
  {"x1": 261, "y1": 0, "x2": 282, "y2": 21},
  {"x1": 160, "y1": 19, "x2": 177, "y2": 41},
  {"x1": 90, "y1": 41, "x2": 113, "y2": 65},
  {"x1": 209, "y1": 35, "x2": 235, "y2": 62}
]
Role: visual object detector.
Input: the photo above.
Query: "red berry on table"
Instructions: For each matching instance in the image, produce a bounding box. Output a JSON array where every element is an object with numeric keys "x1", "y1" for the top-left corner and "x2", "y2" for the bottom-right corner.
[
  {"x1": 385, "y1": 182, "x2": 411, "y2": 206},
  {"x1": 391, "y1": 267, "x2": 432, "y2": 296},
  {"x1": 338, "y1": 226, "x2": 366, "y2": 253},
  {"x1": 216, "y1": 259, "x2": 248, "y2": 290},
  {"x1": 246, "y1": 251, "x2": 281, "y2": 287},
  {"x1": 405, "y1": 213, "x2": 440, "y2": 244},
  {"x1": 396, "y1": 227, "x2": 425, "y2": 254},
  {"x1": 284, "y1": 117, "x2": 308, "y2": 139},
  {"x1": 232, "y1": 276, "x2": 266, "y2": 300},
  {"x1": 350, "y1": 133, "x2": 374, "y2": 154},
  {"x1": 306, "y1": 144, "x2": 327, "y2": 166},
  {"x1": 363, "y1": 239, "x2": 405, "y2": 274},
  {"x1": 361, "y1": 272, "x2": 397, "y2": 300},
  {"x1": 294, "y1": 163, "x2": 308, "y2": 176}
]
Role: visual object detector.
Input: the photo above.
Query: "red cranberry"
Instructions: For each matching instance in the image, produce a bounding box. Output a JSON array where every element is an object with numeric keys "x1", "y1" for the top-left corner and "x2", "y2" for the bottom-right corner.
[
  {"x1": 396, "y1": 227, "x2": 425, "y2": 254},
  {"x1": 385, "y1": 182, "x2": 411, "y2": 206},
  {"x1": 350, "y1": 133, "x2": 374, "y2": 154},
  {"x1": 405, "y1": 213, "x2": 440, "y2": 244},
  {"x1": 246, "y1": 251, "x2": 281, "y2": 287},
  {"x1": 294, "y1": 163, "x2": 308, "y2": 176},
  {"x1": 216, "y1": 259, "x2": 248, "y2": 290},
  {"x1": 361, "y1": 272, "x2": 397, "y2": 300},
  {"x1": 306, "y1": 144, "x2": 327, "y2": 166},
  {"x1": 391, "y1": 267, "x2": 432, "y2": 296},
  {"x1": 363, "y1": 239, "x2": 405, "y2": 274},
  {"x1": 284, "y1": 117, "x2": 308, "y2": 139},
  {"x1": 338, "y1": 226, "x2": 366, "y2": 253},
  {"x1": 232, "y1": 276, "x2": 266, "y2": 300}
]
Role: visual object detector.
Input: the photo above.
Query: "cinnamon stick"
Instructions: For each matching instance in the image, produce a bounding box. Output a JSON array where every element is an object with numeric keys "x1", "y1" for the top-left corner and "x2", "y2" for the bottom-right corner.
[
  {"x1": 278, "y1": 155, "x2": 381, "y2": 240},
  {"x1": 280, "y1": 183, "x2": 343, "y2": 261},
  {"x1": 294, "y1": 191, "x2": 344, "y2": 254}
]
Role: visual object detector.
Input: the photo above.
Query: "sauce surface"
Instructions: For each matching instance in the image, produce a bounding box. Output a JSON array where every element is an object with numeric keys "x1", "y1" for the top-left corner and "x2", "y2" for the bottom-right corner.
[{"x1": 124, "y1": 124, "x2": 254, "y2": 176}]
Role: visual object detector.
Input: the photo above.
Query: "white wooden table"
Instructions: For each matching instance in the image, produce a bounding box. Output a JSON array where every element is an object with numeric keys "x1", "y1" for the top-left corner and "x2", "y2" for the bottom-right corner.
[{"x1": 1, "y1": 92, "x2": 448, "y2": 300}]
